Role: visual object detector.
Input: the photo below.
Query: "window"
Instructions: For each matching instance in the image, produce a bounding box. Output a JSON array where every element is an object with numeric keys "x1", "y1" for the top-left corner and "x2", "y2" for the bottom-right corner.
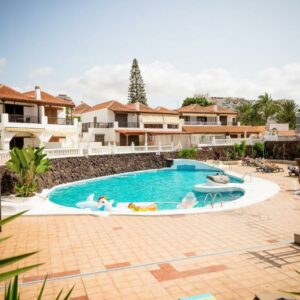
[
  {"x1": 184, "y1": 116, "x2": 190, "y2": 122},
  {"x1": 144, "y1": 124, "x2": 163, "y2": 128},
  {"x1": 167, "y1": 124, "x2": 178, "y2": 129},
  {"x1": 95, "y1": 134, "x2": 105, "y2": 143}
]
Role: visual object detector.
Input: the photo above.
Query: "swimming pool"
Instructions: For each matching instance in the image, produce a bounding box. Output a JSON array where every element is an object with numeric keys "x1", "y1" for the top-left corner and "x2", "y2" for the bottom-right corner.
[{"x1": 48, "y1": 163, "x2": 244, "y2": 211}]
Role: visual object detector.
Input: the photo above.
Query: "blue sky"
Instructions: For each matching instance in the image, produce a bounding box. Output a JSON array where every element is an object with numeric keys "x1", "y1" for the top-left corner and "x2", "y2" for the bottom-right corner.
[{"x1": 1, "y1": 0, "x2": 300, "y2": 107}]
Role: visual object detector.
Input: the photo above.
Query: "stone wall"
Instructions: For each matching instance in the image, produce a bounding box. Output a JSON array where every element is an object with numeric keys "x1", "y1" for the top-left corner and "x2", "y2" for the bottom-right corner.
[
  {"x1": 264, "y1": 141, "x2": 300, "y2": 160},
  {"x1": 0, "y1": 152, "x2": 177, "y2": 194}
]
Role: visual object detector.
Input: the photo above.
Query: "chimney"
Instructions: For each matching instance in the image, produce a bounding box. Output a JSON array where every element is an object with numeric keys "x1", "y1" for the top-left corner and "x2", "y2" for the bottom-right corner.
[
  {"x1": 135, "y1": 102, "x2": 140, "y2": 110},
  {"x1": 35, "y1": 86, "x2": 41, "y2": 100},
  {"x1": 212, "y1": 104, "x2": 218, "y2": 112}
]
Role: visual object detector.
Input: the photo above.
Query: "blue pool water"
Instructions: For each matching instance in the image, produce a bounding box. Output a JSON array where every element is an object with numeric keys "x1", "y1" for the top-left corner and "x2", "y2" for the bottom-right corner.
[{"x1": 49, "y1": 167, "x2": 244, "y2": 211}]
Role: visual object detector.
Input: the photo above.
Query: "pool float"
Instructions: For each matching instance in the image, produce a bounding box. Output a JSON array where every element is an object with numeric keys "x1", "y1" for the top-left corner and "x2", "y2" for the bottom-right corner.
[
  {"x1": 177, "y1": 192, "x2": 198, "y2": 209},
  {"x1": 76, "y1": 194, "x2": 100, "y2": 211},
  {"x1": 128, "y1": 202, "x2": 157, "y2": 212},
  {"x1": 206, "y1": 174, "x2": 229, "y2": 185},
  {"x1": 97, "y1": 197, "x2": 114, "y2": 211}
]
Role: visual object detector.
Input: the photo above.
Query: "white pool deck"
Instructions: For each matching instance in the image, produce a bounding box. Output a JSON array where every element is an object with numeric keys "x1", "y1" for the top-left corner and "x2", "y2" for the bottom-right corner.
[{"x1": 2, "y1": 160, "x2": 280, "y2": 216}]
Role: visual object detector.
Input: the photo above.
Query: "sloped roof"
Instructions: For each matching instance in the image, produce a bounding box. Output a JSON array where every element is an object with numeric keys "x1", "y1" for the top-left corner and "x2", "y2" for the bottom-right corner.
[
  {"x1": 0, "y1": 84, "x2": 33, "y2": 102},
  {"x1": 277, "y1": 130, "x2": 297, "y2": 137},
  {"x1": 74, "y1": 102, "x2": 91, "y2": 114},
  {"x1": 85, "y1": 100, "x2": 135, "y2": 113},
  {"x1": 126, "y1": 102, "x2": 159, "y2": 113},
  {"x1": 155, "y1": 106, "x2": 178, "y2": 115},
  {"x1": 177, "y1": 104, "x2": 237, "y2": 115},
  {"x1": 182, "y1": 125, "x2": 265, "y2": 134},
  {"x1": 24, "y1": 90, "x2": 75, "y2": 107}
]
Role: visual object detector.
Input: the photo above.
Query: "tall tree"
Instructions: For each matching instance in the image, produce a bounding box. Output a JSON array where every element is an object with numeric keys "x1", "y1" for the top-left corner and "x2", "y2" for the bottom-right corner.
[
  {"x1": 254, "y1": 92, "x2": 279, "y2": 124},
  {"x1": 236, "y1": 101, "x2": 261, "y2": 125},
  {"x1": 128, "y1": 58, "x2": 147, "y2": 105},
  {"x1": 276, "y1": 100, "x2": 299, "y2": 129},
  {"x1": 182, "y1": 96, "x2": 212, "y2": 107}
]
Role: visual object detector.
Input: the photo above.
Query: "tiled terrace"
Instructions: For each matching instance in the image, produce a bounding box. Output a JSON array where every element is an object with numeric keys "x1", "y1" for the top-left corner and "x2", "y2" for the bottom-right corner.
[{"x1": 1, "y1": 165, "x2": 300, "y2": 299}]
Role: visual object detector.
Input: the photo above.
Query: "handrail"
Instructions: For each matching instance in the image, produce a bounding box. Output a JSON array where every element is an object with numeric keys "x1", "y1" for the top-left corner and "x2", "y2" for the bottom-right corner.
[
  {"x1": 204, "y1": 192, "x2": 223, "y2": 208},
  {"x1": 242, "y1": 172, "x2": 252, "y2": 183}
]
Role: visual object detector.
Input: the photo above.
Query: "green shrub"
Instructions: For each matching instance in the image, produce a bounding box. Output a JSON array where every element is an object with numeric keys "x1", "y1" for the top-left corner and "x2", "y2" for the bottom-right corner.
[
  {"x1": 178, "y1": 148, "x2": 197, "y2": 159},
  {"x1": 252, "y1": 142, "x2": 264, "y2": 158},
  {"x1": 6, "y1": 147, "x2": 51, "y2": 197},
  {"x1": 232, "y1": 141, "x2": 247, "y2": 159}
]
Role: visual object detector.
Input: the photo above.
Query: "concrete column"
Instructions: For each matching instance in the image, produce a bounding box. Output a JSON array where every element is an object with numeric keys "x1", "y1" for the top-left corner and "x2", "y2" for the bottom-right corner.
[{"x1": 1, "y1": 131, "x2": 15, "y2": 150}]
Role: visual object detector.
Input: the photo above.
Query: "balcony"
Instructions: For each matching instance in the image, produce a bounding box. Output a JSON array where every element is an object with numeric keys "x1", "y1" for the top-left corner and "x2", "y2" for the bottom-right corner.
[
  {"x1": 48, "y1": 117, "x2": 73, "y2": 125},
  {"x1": 82, "y1": 122, "x2": 114, "y2": 132},
  {"x1": 117, "y1": 122, "x2": 140, "y2": 128},
  {"x1": 8, "y1": 114, "x2": 40, "y2": 124},
  {"x1": 184, "y1": 121, "x2": 237, "y2": 126}
]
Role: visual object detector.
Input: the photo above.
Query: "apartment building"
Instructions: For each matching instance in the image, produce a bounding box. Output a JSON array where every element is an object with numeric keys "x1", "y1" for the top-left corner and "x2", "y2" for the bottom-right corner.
[
  {"x1": 0, "y1": 84, "x2": 79, "y2": 150},
  {"x1": 80, "y1": 101, "x2": 182, "y2": 145}
]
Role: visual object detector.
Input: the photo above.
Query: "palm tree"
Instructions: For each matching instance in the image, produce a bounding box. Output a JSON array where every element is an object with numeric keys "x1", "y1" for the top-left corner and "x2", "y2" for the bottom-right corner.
[
  {"x1": 254, "y1": 93, "x2": 279, "y2": 124},
  {"x1": 276, "y1": 100, "x2": 299, "y2": 129},
  {"x1": 236, "y1": 101, "x2": 261, "y2": 125}
]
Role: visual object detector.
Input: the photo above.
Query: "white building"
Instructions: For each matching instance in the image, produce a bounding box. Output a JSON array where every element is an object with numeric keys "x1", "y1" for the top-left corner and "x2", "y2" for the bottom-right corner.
[
  {"x1": 0, "y1": 84, "x2": 80, "y2": 150},
  {"x1": 80, "y1": 101, "x2": 183, "y2": 145}
]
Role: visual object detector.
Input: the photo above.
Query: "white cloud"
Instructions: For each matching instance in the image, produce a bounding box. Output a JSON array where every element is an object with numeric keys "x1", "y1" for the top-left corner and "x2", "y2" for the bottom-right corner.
[
  {"x1": 64, "y1": 62, "x2": 300, "y2": 107},
  {"x1": 0, "y1": 58, "x2": 7, "y2": 72},
  {"x1": 30, "y1": 66, "x2": 53, "y2": 77}
]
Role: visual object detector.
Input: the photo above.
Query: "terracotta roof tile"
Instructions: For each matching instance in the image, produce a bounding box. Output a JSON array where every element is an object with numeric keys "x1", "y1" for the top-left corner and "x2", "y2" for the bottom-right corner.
[
  {"x1": 0, "y1": 84, "x2": 33, "y2": 102},
  {"x1": 85, "y1": 100, "x2": 135, "y2": 113},
  {"x1": 182, "y1": 125, "x2": 265, "y2": 134},
  {"x1": 277, "y1": 130, "x2": 296, "y2": 137},
  {"x1": 155, "y1": 106, "x2": 178, "y2": 115},
  {"x1": 74, "y1": 102, "x2": 91, "y2": 114},
  {"x1": 24, "y1": 90, "x2": 75, "y2": 107},
  {"x1": 177, "y1": 104, "x2": 237, "y2": 114}
]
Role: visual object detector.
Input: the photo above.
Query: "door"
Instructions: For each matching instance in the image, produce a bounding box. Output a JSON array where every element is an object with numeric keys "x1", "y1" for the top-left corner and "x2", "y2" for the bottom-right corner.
[
  {"x1": 115, "y1": 114, "x2": 128, "y2": 127},
  {"x1": 220, "y1": 116, "x2": 227, "y2": 125},
  {"x1": 45, "y1": 107, "x2": 58, "y2": 124},
  {"x1": 9, "y1": 137, "x2": 24, "y2": 149},
  {"x1": 95, "y1": 134, "x2": 105, "y2": 144},
  {"x1": 120, "y1": 134, "x2": 139, "y2": 146},
  {"x1": 5, "y1": 104, "x2": 24, "y2": 122}
]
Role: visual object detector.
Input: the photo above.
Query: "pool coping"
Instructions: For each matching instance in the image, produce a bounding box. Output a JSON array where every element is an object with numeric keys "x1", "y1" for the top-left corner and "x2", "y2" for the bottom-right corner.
[{"x1": 2, "y1": 160, "x2": 280, "y2": 216}]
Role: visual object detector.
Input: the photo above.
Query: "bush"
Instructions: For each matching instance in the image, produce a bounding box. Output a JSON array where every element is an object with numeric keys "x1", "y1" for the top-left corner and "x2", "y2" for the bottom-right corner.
[
  {"x1": 178, "y1": 148, "x2": 197, "y2": 159},
  {"x1": 6, "y1": 147, "x2": 51, "y2": 197},
  {"x1": 232, "y1": 141, "x2": 247, "y2": 159},
  {"x1": 252, "y1": 142, "x2": 264, "y2": 158}
]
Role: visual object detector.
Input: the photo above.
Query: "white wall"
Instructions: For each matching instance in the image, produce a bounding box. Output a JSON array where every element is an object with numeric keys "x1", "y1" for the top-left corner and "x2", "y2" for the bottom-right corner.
[{"x1": 81, "y1": 108, "x2": 112, "y2": 123}]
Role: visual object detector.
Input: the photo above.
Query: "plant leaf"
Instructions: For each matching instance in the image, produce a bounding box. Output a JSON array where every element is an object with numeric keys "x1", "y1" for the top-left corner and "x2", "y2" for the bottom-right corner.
[
  {"x1": 62, "y1": 286, "x2": 74, "y2": 300},
  {"x1": 0, "y1": 236, "x2": 12, "y2": 244},
  {"x1": 0, "y1": 251, "x2": 38, "y2": 268},
  {"x1": 37, "y1": 275, "x2": 48, "y2": 300},
  {"x1": 0, "y1": 211, "x2": 28, "y2": 227},
  {"x1": 0, "y1": 263, "x2": 43, "y2": 282},
  {"x1": 55, "y1": 289, "x2": 63, "y2": 300}
]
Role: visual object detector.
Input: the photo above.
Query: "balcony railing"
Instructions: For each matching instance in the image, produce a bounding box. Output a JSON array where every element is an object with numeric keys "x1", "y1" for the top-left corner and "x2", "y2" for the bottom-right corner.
[
  {"x1": 117, "y1": 121, "x2": 140, "y2": 128},
  {"x1": 8, "y1": 114, "x2": 39, "y2": 124},
  {"x1": 184, "y1": 121, "x2": 218, "y2": 126},
  {"x1": 82, "y1": 122, "x2": 114, "y2": 132},
  {"x1": 47, "y1": 117, "x2": 73, "y2": 125},
  {"x1": 184, "y1": 121, "x2": 237, "y2": 126}
]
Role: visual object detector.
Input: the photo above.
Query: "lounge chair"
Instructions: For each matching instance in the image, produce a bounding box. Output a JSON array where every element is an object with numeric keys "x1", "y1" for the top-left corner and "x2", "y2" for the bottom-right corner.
[
  {"x1": 265, "y1": 161, "x2": 284, "y2": 172},
  {"x1": 288, "y1": 165, "x2": 300, "y2": 176}
]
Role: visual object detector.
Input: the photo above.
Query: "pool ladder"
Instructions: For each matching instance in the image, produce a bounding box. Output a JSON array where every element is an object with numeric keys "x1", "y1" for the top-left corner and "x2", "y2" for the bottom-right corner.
[
  {"x1": 242, "y1": 172, "x2": 252, "y2": 183},
  {"x1": 203, "y1": 192, "x2": 223, "y2": 208}
]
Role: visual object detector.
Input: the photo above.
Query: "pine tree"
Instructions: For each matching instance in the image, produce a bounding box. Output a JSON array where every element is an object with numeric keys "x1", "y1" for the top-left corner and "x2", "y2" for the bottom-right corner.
[{"x1": 128, "y1": 58, "x2": 147, "y2": 105}]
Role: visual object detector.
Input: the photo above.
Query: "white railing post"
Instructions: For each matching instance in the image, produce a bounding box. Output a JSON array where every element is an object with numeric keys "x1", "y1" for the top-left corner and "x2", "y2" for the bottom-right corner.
[
  {"x1": 131, "y1": 142, "x2": 135, "y2": 153},
  {"x1": 108, "y1": 142, "x2": 112, "y2": 154},
  {"x1": 171, "y1": 142, "x2": 174, "y2": 151},
  {"x1": 87, "y1": 145, "x2": 92, "y2": 156},
  {"x1": 79, "y1": 147, "x2": 84, "y2": 156},
  {"x1": 145, "y1": 142, "x2": 148, "y2": 152},
  {"x1": 178, "y1": 142, "x2": 182, "y2": 150},
  {"x1": 158, "y1": 142, "x2": 162, "y2": 152},
  {"x1": 113, "y1": 142, "x2": 117, "y2": 154}
]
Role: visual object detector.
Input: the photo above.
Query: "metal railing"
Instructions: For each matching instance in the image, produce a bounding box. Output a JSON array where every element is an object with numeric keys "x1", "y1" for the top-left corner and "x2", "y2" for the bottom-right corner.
[
  {"x1": 198, "y1": 138, "x2": 264, "y2": 147},
  {"x1": 47, "y1": 117, "x2": 73, "y2": 125},
  {"x1": 0, "y1": 143, "x2": 178, "y2": 165},
  {"x1": 117, "y1": 121, "x2": 140, "y2": 128},
  {"x1": 184, "y1": 121, "x2": 237, "y2": 126},
  {"x1": 82, "y1": 122, "x2": 114, "y2": 132},
  {"x1": 8, "y1": 114, "x2": 39, "y2": 124}
]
